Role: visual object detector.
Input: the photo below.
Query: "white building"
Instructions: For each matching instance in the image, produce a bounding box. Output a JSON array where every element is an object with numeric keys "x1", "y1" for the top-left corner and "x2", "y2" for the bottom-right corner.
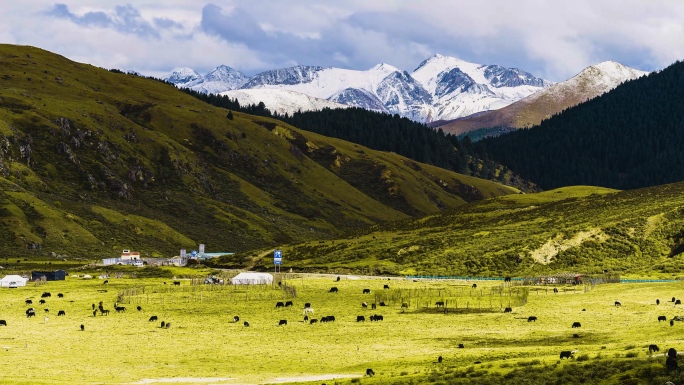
[
  {"x1": 231, "y1": 272, "x2": 273, "y2": 285},
  {"x1": 102, "y1": 250, "x2": 143, "y2": 266},
  {"x1": 120, "y1": 250, "x2": 141, "y2": 261},
  {"x1": 0, "y1": 275, "x2": 28, "y2": 288}
]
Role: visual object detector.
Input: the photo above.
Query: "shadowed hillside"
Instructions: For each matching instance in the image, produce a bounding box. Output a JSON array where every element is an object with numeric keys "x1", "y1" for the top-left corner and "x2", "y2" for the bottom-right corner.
[{"x1": 0, "y1": 44, "x2": 518, "y2": 259}]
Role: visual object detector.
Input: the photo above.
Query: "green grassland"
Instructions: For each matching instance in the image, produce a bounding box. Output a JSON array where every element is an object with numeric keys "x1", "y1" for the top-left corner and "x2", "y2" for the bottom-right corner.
[
  {"x1": 0, "y1": 274, "x2": 682, "y2": 384},
  {"x1": 240, "y1": 183, "x2": 684, "y2": 277}
]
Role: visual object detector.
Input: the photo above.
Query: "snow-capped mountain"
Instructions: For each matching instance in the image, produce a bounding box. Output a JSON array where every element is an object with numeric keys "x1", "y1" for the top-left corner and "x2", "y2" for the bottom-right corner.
[
  {"x1": 162, "y1": 55, "x2": 553, "y2": 122},
  {"x1": 412, "y1": 54, "x2": 552, "y2": 121},
  {"x1": 375, "y1": 70, "x2": 434, "y2": 121},
  {"x1": 437, "y1": 60, "x2": 648, "y2": 135},
  {"x1": 527, "y1": 61, "x2": 647, "y2": 105},
  {"x1": 328, "y1": 88, "x2": 388, "y2": 113},
  {"x1": 165, "y1": 65, "x2": 249, "y2": 93},
  {"x1": 240, "y1": 66, "x2": 324, "y2": 88},
  {"x1": 185, "y1": 65, "x2": 249, "y2": 94},
  {"x1": 235, "y1": 62, "x2": 436, "y2": 120},
  {"x1": 240, "y1": 64, "x2": 400, "y2": 99},
  {"x1": 220, "y1": 89, "x2": 348, "y2": 116},
  {"x1": 162, "y1": 67, "x2": 202, "y2": 86}
]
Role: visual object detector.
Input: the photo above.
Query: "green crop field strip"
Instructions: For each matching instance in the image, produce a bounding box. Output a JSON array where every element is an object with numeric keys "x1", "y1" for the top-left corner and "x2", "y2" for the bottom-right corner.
[{"x1": 0, "y1": 273, "x2": 682, "y2": 384}]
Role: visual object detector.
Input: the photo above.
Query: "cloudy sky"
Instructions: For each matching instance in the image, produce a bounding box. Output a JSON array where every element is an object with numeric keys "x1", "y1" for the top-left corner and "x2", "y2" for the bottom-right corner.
[{"x1": 2, "y1": 1, "x2": 682, "y2": 81}]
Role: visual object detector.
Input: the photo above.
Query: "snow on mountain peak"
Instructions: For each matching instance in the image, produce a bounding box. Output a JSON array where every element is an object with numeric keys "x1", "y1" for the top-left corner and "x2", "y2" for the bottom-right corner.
[
  {"x1": 163, "y1": 67, "x2": 202, "y2": 85},
  {"x1": 370, "y1": 63, "x2": 400, "y2": 73},
  {"x1": 585, "y1": 61, "x2": 647, "y2": 78},
  {"x1": 204, "y1": 65, "x2": 248, "y2": 83},
  {"x1": 220, "y1": 89, "x2": 348, "y2": 116},
  {"x1": 240, "y1": 66, "x2": 324, "y2": 89},
  {"x1": 162, "y1": 65, "x2": 249, "y2": 93},
  {"x1": 413, "y1": 54, "x2": 474, "y2": 74},
  {"x1": 525, "y1": 61, "x2": 648, "y2": 106},
  {"x1": 568, "y1": 61, "x2": 648, "y2": 88},
  {"x1": 159, "y1": 54, "x2": 581, "y2": 124}
]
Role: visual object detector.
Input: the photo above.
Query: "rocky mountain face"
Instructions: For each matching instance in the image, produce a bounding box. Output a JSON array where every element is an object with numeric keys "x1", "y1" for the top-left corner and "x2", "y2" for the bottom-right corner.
[
  {"x1": 163, "y1": 55, "x2": 551, "y2": 123},
  {"x1": 483, "y1": 65, "x2": 548, "y2": 88},
  {"x1": 240, "y1": 66, "x2": 324, "y2": 88},
  {"x1": 162, "y1": 67, "x2": 202, "y2": 85},
  {"x1": 328, "y1": 88, "x2": 387, "y2": 112},
  {"x1": 412, "y1": 54, "x2": 552, "y2": 123},
  {"x1": 376, "y1": 71, "x2": 434, "y2": 121},
  {"x1": 437, "y1": 61, "x2": 648, "y2": 136},
  {"x1": 165, "y1": 65, "x2": 249, "y2": 94}
]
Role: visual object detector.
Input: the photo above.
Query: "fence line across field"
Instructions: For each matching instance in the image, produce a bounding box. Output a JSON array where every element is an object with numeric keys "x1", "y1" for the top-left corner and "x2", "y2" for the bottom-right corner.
[
  {"x1": 372, "y1": 286, "x2": 530, "y2": 312},
  {"x1": 117, "y1": 280, "x2": 296, "y2": 305},
  {"x1": 116, "y1": 272, "x2": 648, "y2": 308}
]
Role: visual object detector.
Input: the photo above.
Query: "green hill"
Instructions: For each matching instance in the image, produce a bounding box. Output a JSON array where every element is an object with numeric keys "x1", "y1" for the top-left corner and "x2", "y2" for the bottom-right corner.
[
  {"x1": 243, "y1": 183, "x2": 684, "y2": 276},
  {"x1": 0, "y1": 44, "x2": 517, "y2": 259}
]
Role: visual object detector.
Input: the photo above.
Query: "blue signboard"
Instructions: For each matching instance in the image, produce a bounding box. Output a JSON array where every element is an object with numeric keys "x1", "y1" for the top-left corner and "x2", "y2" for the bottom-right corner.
[
  {"x1": 190, "y1": 250, "x2": 198, "y2": 258},
  {"x1": 274, "y1": 249, "x2": 282, "y2": 265}
]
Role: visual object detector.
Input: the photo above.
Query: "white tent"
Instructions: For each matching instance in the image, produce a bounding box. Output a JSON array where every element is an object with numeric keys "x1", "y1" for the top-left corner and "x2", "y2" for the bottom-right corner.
[
  {"x1": 231, "y1": 272, "x2": 273, "y2": 285},
  {"x1": 0, "y1": 275, "x2": 27, "y2": 288}
]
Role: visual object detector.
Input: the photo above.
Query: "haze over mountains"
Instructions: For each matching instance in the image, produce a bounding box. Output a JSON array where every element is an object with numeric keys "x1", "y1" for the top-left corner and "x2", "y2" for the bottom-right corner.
[{"x1": 163, "y1": 55, "x2": 552, "y2": 122}]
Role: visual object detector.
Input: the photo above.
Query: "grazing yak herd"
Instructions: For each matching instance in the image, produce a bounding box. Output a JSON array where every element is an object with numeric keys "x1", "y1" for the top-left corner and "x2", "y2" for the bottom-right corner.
[
  {"x1": 266, "y1": 285, "x2": 385, "y2": 328},
  {"x1": 550, "y1": 295, "x2": 684, "y2": 363},
  {"x1": 326, "y1": 281, "x2": 684, "y2": 369},
  {"x1": 6, "y1": 290, "x2": 155, "y2": 334},
  {"x1": 5, "y1": 278, "x2": 684, "y2": 379},
  {"x1": 521, "y1": 294, "x2": 684, "y2": 363},
  {"x1": 3, "y1": 279, "x2": 389, "y2": 378}
]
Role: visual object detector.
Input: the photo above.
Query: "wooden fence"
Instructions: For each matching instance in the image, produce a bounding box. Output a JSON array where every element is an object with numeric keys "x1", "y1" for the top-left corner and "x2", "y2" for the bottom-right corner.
[
  {"x1": 117, "y1": 278, "x2": 296, "y2": 305},
  {"x1": 372, "y1": 286, "x2": 529, "y2": 313}
]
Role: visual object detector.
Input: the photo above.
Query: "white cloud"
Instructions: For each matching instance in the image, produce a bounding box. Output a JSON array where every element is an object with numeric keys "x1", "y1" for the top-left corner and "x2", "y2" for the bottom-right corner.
[{"x1": 0, "y1": 1, "x2": 681, "y2": 81}]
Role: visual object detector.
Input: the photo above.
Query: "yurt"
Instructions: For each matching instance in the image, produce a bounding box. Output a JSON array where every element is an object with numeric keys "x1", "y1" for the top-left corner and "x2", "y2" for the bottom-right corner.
[
  {"x1": 0, "y1": 275, "x2": 28, "y2": 288},
  {"x1": 231, "y1": 272, "x2": 273, "y2": 285}
]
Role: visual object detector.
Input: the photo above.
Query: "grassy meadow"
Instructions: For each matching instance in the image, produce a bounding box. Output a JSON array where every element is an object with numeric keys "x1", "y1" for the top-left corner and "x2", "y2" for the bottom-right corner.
[{"x1": 0, "y1": 273, "x2": 682, "y2": 384}]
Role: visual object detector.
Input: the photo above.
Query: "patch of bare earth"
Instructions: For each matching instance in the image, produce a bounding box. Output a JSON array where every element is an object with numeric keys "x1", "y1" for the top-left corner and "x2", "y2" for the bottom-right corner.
[{"x1": 530, "y1": 229, "x2": 608, "y2": 264}]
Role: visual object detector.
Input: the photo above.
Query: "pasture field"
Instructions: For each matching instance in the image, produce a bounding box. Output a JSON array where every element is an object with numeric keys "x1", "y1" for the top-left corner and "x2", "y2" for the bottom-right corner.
[{"x1": 0, "y1": 274, "x2": 682, "y2": 384}]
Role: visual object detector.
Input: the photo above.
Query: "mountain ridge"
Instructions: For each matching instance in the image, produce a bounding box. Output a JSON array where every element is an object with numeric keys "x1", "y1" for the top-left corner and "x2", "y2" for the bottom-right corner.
[{"x1": 163, "y1": 54, "x2": 552, "y2": 123}]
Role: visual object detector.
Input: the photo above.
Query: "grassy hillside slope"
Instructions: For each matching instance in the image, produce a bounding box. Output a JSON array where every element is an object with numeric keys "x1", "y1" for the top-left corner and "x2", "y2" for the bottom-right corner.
[
  {"x1": 243, "y1": 183, "x2": 684, "y2": 276},
  {"x1": 0, "y1": 44, "x2": 517, "y2": 259}
]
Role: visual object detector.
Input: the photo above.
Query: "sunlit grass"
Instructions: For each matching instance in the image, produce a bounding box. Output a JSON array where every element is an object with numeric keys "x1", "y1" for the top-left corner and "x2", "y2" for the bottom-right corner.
[{"x1": 0, "y1": 272, "x2": 680, "y2": 384}]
